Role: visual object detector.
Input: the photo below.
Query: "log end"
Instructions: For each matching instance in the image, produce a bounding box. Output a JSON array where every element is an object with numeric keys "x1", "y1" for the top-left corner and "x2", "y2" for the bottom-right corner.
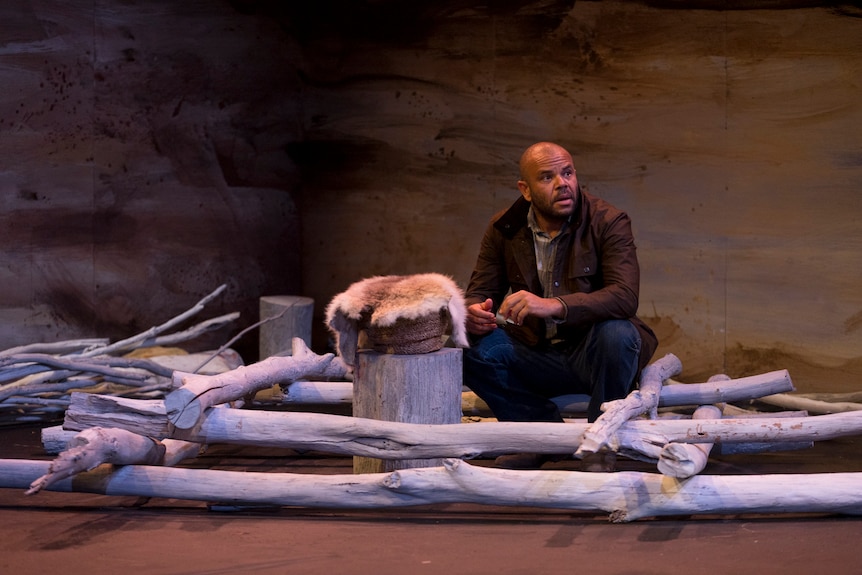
[
  {"x1": 25, "y1": 477, "x2": 48, "y2": 496},
  {"x1": 165, "y1": 389, "x2": 203, "y2": 430},
  {"x1": 609, "y1": 509, "x2": 631, "y2": 523}
]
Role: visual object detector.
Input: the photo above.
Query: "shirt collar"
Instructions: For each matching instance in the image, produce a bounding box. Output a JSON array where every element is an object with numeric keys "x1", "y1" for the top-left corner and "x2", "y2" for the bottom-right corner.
[{"x1": 526, "y1": 205, "x2": 572, "y2": 238}]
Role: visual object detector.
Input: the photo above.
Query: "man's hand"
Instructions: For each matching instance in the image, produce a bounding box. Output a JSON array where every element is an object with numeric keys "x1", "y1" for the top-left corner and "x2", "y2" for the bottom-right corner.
[
  {"x1": 499, "y1": 291, "x2": 565, "y2": 325},
  {"x1": 466, "y1": 298, "x2": 497, "y2": 335}
]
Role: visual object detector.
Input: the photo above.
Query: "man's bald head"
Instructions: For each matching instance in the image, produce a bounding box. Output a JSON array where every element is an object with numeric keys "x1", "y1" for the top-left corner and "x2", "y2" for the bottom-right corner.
[{"x1": 519, "y1": 142, "x2": 573, "y2": 180}]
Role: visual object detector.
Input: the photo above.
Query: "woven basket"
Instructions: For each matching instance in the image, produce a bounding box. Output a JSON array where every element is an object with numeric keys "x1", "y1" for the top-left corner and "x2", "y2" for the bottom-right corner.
[{"x1": 365, "y1": 309, "x2": 448, "y2": 355}]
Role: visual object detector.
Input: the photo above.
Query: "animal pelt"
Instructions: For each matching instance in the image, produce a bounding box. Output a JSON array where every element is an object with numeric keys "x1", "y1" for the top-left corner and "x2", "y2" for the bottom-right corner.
[{"x1": 325, "y1": 273, "x2": 469, "y2": 365}]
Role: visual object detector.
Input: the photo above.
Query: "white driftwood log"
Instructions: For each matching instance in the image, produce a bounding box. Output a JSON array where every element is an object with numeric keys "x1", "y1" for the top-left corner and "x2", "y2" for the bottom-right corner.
[
  {"x1": 798, "y1": 391, "x2": 862, "y2": 403},
  {"x1": 612, "y1": 410, "x2": 809, "y2": 462},
  {"x1": 756, "y1": 393, "x2": 862, "y2": 414},
  {"x1": 41, "y1": 425, "x2": 78, "y2": 454},
  {"x1": 66, "y1": 394, "x2": 170, "y2": 437},
  {"x1": 656, "y1": 404, "x2": 722, "y2": 478},
  {"x1": 707, "y1": 409, "x2": 813, "y2": 455},
  {"x1": 274, "y1": 380, "x2": 354, "y2": 404},
  {"x1": 64, "y1": 392, "x2": 862, "y2": 460},
  {"x1": 26, "y1": 426, "x2": 168, "y2": 494},
  {"x1": 276, "y1": 374, "x2": 796, "y2": 415},
  {"x1": 658, "y1": 370, "x2": 794, "y2": 407},
  {"x1": 576, "y1": 353, "x2": 682, "y2": 458},
  {"x1": 0, "y1": 282, "x2": 241, "y2": 426},
  {"x1": 165, "y1": 338, "x2": 350, "y2": 429},
  {"x1": 0, "y1": 338, "x2": 109, "y2": 357},
  {"x1": 5, "y1": 458, "x2": 861, "y2": 522},
  {"x1": 40, "y1": 425, "x2": 202, "y2": 465},
  {"x1": 147, "y1": 312, "x2": 241, "y2": 348}
]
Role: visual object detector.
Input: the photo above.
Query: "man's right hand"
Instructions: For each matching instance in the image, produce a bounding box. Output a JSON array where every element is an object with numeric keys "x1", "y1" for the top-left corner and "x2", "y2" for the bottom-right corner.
[{"x1": 466, "y1": 298, "x2": 497, "y2": 335}]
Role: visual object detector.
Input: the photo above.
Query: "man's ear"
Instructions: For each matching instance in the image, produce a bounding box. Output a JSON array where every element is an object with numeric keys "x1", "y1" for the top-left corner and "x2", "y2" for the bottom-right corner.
[{"x1": 517, "y1": 180, "x2": 531, "y2": 202}]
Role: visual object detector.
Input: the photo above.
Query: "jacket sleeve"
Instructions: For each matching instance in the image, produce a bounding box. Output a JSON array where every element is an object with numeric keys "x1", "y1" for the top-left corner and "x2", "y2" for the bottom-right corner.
[
  {"x1": 464, "y1": 219, "x2": 510, "y2": 310},
  {"x1": 557, "y1": 210, "x2": 641, "y2": 326}
]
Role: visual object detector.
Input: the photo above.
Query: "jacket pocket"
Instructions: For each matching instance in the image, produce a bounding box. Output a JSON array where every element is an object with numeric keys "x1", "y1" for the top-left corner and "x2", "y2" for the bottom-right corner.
[{"x1": 567, "y1": 252, "x2": 598, "y2": 293}]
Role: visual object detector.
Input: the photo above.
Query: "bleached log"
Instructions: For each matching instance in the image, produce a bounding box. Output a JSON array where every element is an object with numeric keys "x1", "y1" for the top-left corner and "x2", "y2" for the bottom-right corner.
[
  {"x1": 0, "y1": 354, "x2": 171, "y2": 395},
  {"x1": 710, "y1": 409, "x2": 813, "y2": 455},
  {"x1": 797, "y1": 391, "x2": 862, "y2": 403},
  {"x1": 0, "y1": 350, "x2": 238, "y2": 401},
  {"x1": 66, "y1": 393, "x2": 169, "y2": 437},
  {"x1": 3, "y1": 396, "x2": 69, "y2": 408},
  {"x1": 64, "y1": 392, "x2": 862, "y2": 460},
  {"x1": 657, "y1": 405, "x2": 722, "y2": 478},
  {"x1": 658, "y1": 370, "x2": 794, "y2": 407},
  {"x1": 577, "y1": 353, "x2": 682, "y2": 458},
  {"x1": 276, "y1": 374, "x2": 796, "y2": 415},
  {"x1": 25, "y1": 426, "x2": 167, "y2": 494},
  {"x1": 40, "y1": 425, "x2": 203, "y2": 464},
  {"x1": 5, "y1": 458, "x2": 862, "y2": 522},
  {"x1": 41, "y1": 425, "x2": 76, "y2": 454},
  {"x1": 577, "y1": 361, "x2": 797, "y2": 458},
  {"x1": 147, "y1": 312, "x2": 240, "y2": 348},
  {"x1": 279, "y1": 380, "x2": 353, "y2": 404},
  {"x1": 618, "y1": 406, "x2": 795, "y2": 462},
  {"x1": 0, "y1": 338, "x2": 109, "y2": 357},
  {"x1": 756, "y1": 393, "x2": 862, "y2": 414},
  {"x1": 0, "y1": 377, "x2": 96, "y2": 403},
  {"x1": 165, "y1": 338, "x2": 350, "y2": 429}
]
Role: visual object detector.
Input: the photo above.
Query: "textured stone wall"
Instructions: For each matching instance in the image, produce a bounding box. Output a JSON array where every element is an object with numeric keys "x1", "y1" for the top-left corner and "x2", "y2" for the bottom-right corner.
[
  {"x1": 293, "y1": 1, "x2": 862, "y2": 388},
  {"x1": 0, "y1": 1, "x2": 860, "y2": 390},
  {"x1": 0, "y1": 1, "x2": 303, "y2": 358}
]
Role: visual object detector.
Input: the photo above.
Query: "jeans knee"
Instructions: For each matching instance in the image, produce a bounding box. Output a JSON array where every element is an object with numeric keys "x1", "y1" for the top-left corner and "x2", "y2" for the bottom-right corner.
[
  {"x1": 590, "y1": 319, "x2": 641, "y2": 356},
  {"x1": 464, "y1": 329, "x2": 515, "y2": 365}
]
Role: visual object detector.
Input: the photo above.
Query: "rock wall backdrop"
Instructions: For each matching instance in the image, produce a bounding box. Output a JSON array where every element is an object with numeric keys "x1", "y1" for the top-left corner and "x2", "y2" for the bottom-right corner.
[{"x1": 0, "y1": 0, "x2": 860, "y2": 390}]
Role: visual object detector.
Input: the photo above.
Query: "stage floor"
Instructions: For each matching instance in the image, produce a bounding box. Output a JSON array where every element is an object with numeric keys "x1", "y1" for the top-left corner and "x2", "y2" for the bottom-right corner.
[{"x1": 1, "y1": 423, "x2": 860, "y2": 574}]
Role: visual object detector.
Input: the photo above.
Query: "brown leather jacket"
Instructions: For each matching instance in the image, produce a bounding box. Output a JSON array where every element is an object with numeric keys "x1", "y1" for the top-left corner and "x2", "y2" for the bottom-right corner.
[{"x1": 464, "y1": 188, "x2": 658, "y2": 372}]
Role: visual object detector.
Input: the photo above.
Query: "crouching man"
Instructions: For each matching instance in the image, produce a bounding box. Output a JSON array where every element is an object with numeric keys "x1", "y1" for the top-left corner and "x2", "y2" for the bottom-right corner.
[{"x1": 462, "y1": 142, "x2": 658, "y2": 469}]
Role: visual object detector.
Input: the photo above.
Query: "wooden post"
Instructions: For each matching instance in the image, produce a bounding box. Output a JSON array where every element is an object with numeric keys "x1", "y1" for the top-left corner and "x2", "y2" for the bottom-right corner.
[
  {"x1": 259, "y1": 296, "x2": 314, "y2": 359},
  {"x1": 353, "y1": 348, "x2": 462, "y2": 474}
]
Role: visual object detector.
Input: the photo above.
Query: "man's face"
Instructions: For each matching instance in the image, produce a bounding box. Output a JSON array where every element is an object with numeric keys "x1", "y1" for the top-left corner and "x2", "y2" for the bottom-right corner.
[{"x1": 518, "y1": 145, "x2": 578, "y2": 227}]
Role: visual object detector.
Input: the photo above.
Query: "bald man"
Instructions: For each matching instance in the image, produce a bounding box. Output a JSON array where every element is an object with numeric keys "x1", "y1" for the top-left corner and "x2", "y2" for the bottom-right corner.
[{"x1": 463, "y1": 142, "x2": 658, "y2": 469}]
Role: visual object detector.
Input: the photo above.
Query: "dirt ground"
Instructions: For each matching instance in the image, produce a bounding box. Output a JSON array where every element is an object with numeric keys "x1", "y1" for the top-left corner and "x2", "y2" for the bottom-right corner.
[{"x1": 1, "y1": 423, "x2": 861, "y2": 575}]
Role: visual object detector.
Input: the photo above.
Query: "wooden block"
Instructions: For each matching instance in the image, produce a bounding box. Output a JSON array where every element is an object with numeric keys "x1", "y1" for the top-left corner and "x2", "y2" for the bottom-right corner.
[
  {"x1": 258, "y1": 295, "x2": 314, "y2": 359},
  {"x1": 353, "y1": 348, "x2": 462, "y2": 474}
]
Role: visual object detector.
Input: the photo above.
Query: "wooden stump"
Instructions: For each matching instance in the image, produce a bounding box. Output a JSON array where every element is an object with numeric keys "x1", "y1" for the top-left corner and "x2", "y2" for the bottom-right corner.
[
  {"x1": 353, "y1": 348, "x2": 462, "y2": 474},
  {"x1": 259, "y1": 296, "x2": 314, "y2": 359}
]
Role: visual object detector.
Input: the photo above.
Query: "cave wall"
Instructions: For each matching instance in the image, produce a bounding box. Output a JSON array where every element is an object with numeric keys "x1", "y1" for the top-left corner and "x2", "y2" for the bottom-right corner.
[
  {"x1": 1, "y1": 1, "x2": 860, "y2": 389},
  {"x1": 293, "y1": 1, "x2": 862, "y2": 388},
  {"x1": 0, "y1": 1, "x2": 303, "y2": 359}
]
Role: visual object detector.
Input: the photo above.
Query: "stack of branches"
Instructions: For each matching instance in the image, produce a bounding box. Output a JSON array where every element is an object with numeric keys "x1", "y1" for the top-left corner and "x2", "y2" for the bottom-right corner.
[
  {"x1": 0, "y1": 285, "x2": 241, "y2": 426},
  {"x1": 4, "y1": 341, "x2": 862, "y2": 522}
]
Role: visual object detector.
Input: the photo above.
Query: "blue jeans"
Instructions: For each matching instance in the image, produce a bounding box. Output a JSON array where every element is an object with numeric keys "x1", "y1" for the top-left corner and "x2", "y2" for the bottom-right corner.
[{"x1": 463, "y1": 319, "x2": 642, "y2": 422}]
